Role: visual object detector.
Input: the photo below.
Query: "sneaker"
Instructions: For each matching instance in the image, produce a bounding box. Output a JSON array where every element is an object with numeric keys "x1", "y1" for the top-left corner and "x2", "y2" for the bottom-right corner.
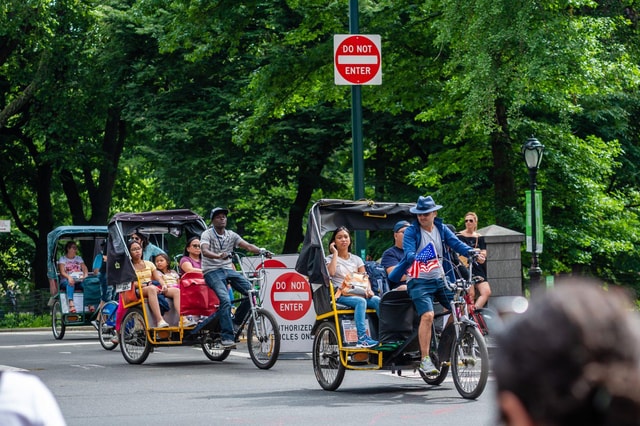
[
  {"x1": 47, "y1": 296, "x2": 56, "y2": 307},
  {"x1": 156, "y1": 320, "x2": 170, "y2": 328},
  {"x1": 221, "y1": 339, "x2": 236, "y2": 349},
  {"x1": 357, "y1": 336, "x2": 378, "y2": 348},
  {"x1": 183, "y1": 317, "x2": 197, "y2": 327},
  {"x1": 419, "y1": 356, "x2": 439, "y2": 375},
  {"x1": 90, "y1": 320, "x2": 99, "y2": 331}
]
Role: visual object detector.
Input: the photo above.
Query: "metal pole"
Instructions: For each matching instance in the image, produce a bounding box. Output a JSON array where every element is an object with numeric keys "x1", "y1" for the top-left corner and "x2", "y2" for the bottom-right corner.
[
  {"x1": 349, "y1": 0, "x2": 366, "y2": 258},
  {"x1": 529, "y1": 168, "x2": 542, "y2": 294}
]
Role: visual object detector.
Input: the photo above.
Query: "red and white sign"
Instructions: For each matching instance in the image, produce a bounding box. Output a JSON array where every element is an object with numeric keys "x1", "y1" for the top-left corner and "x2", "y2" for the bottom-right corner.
[
  {"x1": 270, "y1": 272, "x2": 312, "y2": 321},
  {"x1": 334, "y1": 34, "x2": 382, "y2": 85}
]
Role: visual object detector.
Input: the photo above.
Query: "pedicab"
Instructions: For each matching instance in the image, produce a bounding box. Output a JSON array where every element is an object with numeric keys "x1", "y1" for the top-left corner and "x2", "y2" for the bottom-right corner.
[
  {"x1": 295, "y1": 199, "x2": 490, "y2": 398},
  {"x1": 107, "y1": 209, "x2": 280, "y2": 368},
  {"x1": 48, "y1": 226, "x2": 109, "y2": 339}
]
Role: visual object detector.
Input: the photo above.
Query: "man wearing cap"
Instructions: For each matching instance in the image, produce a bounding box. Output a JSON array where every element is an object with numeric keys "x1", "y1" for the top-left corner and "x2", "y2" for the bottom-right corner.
[
  {"x1": 380, "y1": 220, "x2": 411, "y2": 291},
  {"x1": 389, "y1": 195, "x2": 483, "y2": 375},
  {"x1": 200, "y1": 207, "x2": 270, "y2": 348}
]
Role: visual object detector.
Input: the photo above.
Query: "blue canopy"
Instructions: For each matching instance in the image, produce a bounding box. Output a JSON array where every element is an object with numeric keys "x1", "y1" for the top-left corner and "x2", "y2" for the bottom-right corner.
[{"x1": 46, "y1": 226, "x2": 108, "y2": 279}]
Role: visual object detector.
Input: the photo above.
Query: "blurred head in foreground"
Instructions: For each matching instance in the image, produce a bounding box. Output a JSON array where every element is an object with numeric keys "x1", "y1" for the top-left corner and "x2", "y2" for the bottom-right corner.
[{"x1": 494, "y1": 279, "x2": 640, "y2": 426}]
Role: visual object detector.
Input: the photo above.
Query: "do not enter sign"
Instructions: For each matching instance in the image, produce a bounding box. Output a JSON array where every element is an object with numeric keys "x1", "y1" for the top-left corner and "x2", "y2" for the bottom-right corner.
[
  {"x1": 334, "y1": 34, "x2": 382, "y2": 85},
  {"x1": 270, "y1": 272, "x2": 312, "y2": 321}
]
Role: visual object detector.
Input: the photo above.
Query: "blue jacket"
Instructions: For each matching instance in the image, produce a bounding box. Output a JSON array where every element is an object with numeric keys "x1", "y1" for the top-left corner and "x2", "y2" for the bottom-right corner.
[{"x1": 388, "y1": 217, "x2": 474, "y2": 285}]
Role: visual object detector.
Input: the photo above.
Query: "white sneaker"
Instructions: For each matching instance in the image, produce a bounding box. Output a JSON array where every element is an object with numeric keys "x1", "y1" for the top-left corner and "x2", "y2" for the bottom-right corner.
[
  {"x1": 156, "y1": 320, "x2": 170, "y2": 328},
  {"x1": 183, "y1": 317, "x2": 197, "y2": 327},
  {"x1": 419, "y1": 356, "x2": 439, "y2": 375}
]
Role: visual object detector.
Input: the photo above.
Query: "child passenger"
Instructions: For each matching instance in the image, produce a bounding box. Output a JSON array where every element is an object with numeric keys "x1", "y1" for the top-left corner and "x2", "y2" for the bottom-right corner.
[{"x1": 155, "y1": 253, "x2": 196, "y2": 327}]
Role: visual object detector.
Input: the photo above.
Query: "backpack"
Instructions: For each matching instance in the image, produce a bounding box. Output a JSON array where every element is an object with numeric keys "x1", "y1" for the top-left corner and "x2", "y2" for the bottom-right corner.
[{"x1": 364, "y1": 260, "x2": 390, "y2": 296}]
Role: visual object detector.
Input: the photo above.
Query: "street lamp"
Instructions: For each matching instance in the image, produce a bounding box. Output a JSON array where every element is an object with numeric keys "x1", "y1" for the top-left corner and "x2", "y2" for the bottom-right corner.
[{"x1": 522, "y1": 136, "x2": 544, "y2": 294}]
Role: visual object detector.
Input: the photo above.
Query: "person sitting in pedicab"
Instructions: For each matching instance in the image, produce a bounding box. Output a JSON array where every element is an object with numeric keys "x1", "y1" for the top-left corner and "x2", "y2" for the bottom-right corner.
[
  {"x1": 325, "y1": 226, "x2": 380, "y2": 348},
  {"x1": 58, "y1": 241, "x2": 89, "y2": 313},
  {"x1": 125, "y1": 239, "x2": 171, "y2": 328}
]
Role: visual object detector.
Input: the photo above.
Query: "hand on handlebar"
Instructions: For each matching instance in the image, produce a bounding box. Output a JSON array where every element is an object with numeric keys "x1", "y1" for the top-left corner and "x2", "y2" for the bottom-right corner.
[{"x1": 259, "y1": 248, "x2": 273, "y2": 258}]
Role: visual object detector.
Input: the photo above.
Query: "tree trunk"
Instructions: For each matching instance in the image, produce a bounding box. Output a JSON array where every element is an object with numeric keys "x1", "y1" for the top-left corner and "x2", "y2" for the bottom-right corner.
[{"x1": 491, "y1": 100, "x2": 517, "y2": 225}]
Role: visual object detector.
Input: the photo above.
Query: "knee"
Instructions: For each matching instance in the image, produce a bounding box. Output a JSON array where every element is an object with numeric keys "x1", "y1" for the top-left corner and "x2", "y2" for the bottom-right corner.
[
  {"x1": 355, "y1": 298, "x2": 367, "y2": 308},
  {"x1": 421, "y1": 311, "x2": 434, "y2": 324}
]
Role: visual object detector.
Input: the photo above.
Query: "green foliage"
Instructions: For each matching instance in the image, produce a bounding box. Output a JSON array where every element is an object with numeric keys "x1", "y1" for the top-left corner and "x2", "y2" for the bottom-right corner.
[
  {"x1": 1, "y1": 0, "x2": 639, "y2": 300},
  {"x1": 0, "y1": 313, "x2": 50, "y2": 329}
]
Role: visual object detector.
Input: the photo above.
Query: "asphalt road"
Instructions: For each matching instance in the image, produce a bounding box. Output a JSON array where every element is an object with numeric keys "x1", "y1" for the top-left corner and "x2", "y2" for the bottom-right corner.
[{"x1": 0, "y1": 328, "x2": 500, "y2": 425}]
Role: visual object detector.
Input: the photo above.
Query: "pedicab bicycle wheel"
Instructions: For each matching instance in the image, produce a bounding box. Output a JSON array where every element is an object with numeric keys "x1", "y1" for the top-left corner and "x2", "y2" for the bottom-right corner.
[
  {"x1": 51, "y1": 299, "x2": 66, "y2": 340},
  {"x1": 247, "y1": 308, "x2": 281, "y2": 370},
  {"x1": 202, "y1": 334, "x2": 231, "y2": 362},
  {"x1": 98, "y1": 300, "x2": 119, "y2": 350},
  {"x1": 312, "y1": 322, "x2": 345, "y2": 391},
  {"x1": 451, "y1": 326, "x2": 489, "y2": 399},
  {"x1": 120, "y1": 307, "x2": 152, "y2": 364}
]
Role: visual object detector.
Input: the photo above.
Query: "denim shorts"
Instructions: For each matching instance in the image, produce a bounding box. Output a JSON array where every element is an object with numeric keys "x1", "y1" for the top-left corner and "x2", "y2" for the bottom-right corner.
[{"x1": 407, "y1": 277, "x2": 453, "y2": 316}]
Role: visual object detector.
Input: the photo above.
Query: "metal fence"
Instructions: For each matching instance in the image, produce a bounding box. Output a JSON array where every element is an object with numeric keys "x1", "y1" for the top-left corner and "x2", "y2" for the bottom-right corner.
[{"x1": 0, "y1": 289, "x2": 51, "y2": 326}]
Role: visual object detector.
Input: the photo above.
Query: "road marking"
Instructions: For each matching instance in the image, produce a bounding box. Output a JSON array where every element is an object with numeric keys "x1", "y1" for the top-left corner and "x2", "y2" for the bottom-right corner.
[{"x1": 0, "y1": 341, "x2": 99, "y2": 349}]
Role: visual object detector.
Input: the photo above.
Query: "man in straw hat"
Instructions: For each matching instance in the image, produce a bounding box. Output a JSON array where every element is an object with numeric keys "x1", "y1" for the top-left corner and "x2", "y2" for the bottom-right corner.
[{"x1": 389, "y1": 195, "x2": 483, "y2": 375}]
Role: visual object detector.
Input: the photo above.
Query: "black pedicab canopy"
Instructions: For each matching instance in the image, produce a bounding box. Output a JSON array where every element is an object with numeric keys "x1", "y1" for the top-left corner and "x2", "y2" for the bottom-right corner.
[
  {"x1": 295, "y1": 199, "x2": 414, "y2": 286},
  {"x1": 106, "y1": 209, "x2": 207, "y2": 288}
]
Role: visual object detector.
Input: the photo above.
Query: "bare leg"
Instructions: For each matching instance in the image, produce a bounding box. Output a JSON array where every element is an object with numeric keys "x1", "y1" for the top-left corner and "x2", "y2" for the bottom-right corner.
[
  {"x1": 165, "y1": 287, "x2": 180, "y2": 316},
  {"x1": 418, "y1": 311, "x2": 435, "y2": 358},
  {"x1": 142, "y1": 287, "x2": 164, "y2": 325},
  {"x1": 475, "y1": 281, "x2": 492, "y2": 309}
]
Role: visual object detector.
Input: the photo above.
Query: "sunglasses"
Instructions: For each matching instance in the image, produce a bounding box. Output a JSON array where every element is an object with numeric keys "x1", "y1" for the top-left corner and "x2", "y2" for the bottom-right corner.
[
  {"x1": 465, "y1": 219, "x2": 475, "y2": 223},
  {"x1": 191, "y1": 244, "x2": 201, "y2": 248}
]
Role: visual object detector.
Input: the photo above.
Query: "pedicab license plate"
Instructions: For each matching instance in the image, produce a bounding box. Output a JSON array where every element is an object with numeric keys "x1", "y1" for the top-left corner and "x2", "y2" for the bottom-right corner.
[{"x1": 115, "y1": 282, "x2": 132, "y2": 293}]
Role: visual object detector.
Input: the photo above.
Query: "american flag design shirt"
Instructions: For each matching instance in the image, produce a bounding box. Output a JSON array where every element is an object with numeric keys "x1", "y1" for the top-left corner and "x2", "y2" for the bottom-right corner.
[{"x1": 407, "y1": 241, "x2": 443, "y2": 280}]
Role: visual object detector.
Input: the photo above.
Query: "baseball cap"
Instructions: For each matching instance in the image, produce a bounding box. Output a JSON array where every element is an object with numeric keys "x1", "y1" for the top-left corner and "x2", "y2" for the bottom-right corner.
[{"x1": 393, "y1": 220, "x2": 411, "y2": 233}]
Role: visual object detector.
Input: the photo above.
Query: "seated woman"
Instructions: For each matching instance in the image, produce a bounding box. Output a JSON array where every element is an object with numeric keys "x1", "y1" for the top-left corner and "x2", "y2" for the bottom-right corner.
[
  {"x1": 127, "y1": 239, "x2": 170, "y2": 328},
  {"x1": 179, "y1": 237, "x2": 202, "y2": 274},
  {"x1": 325, "y1": 226, "x2": 380, "y2": 348},
  {"x1": 58, "y1": 241, "x2": 89, "y2": 313},
  {"x1": 155, "y1": 253, "x2": 196, "y2": 327}
]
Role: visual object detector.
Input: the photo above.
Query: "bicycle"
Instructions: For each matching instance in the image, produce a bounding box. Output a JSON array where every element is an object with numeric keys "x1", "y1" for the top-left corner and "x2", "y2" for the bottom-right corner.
[
  {"x1": 97, "y1": 299, "x2": 119, "y2": 350},
  {"x1": 421, "y1": 250, "x2": 490, "y2": 399},
  {"x1": 200, "y1": 250, "x2": 281, "y2": 369}
]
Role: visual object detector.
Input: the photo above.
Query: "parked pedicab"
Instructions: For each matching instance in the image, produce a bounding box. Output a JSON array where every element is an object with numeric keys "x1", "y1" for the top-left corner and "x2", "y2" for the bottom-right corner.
[
  {"x1": 295, "y1": 199, "x2": 490, "y2": 398},
  {"x1": 107, "y1": 209, "x2": 280, "y2": 368},
  {"x1": 48, "y1": 226, "x2": 109, "y2": 339}
]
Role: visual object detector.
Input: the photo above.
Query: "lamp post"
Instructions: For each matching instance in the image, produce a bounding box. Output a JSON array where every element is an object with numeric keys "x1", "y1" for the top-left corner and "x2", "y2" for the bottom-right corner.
[{"x1": 522, "y1": 136, "x2": 544, "y2": 293}]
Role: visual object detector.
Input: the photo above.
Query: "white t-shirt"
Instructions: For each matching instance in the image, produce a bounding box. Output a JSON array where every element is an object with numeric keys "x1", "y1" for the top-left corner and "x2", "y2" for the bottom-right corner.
[
  {"x1": 0, "y1": 371, "x2": 66, "y2": 426},
  {"x1": 58, "y1": 256, "x2": 85, "y2": 280},
  {"x1": 325, "y1": 253, "x2": 364, "y2": 288}
]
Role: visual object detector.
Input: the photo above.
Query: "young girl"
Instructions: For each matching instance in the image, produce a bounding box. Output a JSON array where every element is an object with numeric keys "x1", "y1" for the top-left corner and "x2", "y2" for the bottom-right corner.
[
  {"x1": 154, "y1": 253, "x2": 180, "y2": 288},
  {"x1": 155, "y1": 253, "x2": 196, "y2": 327}
]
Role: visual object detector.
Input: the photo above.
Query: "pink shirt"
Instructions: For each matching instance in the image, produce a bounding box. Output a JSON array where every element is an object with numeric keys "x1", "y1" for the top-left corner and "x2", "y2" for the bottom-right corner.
[{"x1": 180, "y1": 256, "x2": 201, "y2": 274}]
